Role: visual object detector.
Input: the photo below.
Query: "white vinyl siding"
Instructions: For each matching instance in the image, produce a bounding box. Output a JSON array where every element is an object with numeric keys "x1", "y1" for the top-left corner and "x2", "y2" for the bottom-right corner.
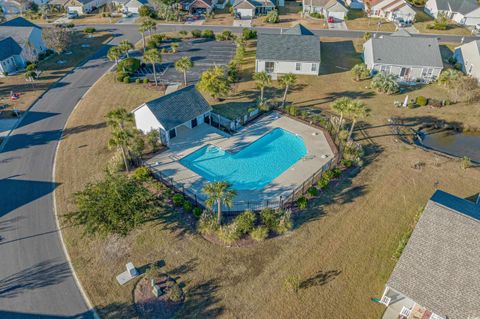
[{"x1": 256, "y1": 59, "x2": 320, "y2": 75}]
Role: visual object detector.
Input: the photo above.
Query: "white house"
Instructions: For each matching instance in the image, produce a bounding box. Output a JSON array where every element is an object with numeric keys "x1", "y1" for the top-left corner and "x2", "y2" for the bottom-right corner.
[
  {"x1": 302, "y1": 0, "x2": 349, "y2": 20},
  {"x1": 0, "y1": 37, "x2": 25, "y2": 76},
  {"x1": 345, "y1": 0, "x2": 363, "y2": 9},
  {"x1": 232, "y1": 0, "x2": 276, "y2": 19},
  {"x1": 380, "y1": 190, "x2": 480, "y2": 319},
  {"x1": 363, "y1": 30, "x2": 443, "y2": 83},
  {"x1": 364, "y1": 0, "x2": 416, "y2": 22},
  {"x1": 424, "y1": 0, "x2": 480, "y2": 25},
  {"x1": 133, "y1": 85, "x2": 213, "y2": 146},
  {"x1": 256, "y1": 24, "x2": 321, "y2": 76},
  {"x1": 454, "y1": 40, "x2": 480, "y2": 81},
  {"x1": 66, "y1": 0, "x2": 110, "y2": 14},
  {"x1": 0, "y1": 17, "x2": 47, "y2": 65},
  {"x1": 183, "y1": 0, "x2": 217, "y2": 14},
  {"x1": 123, "y1": 0, "x2": 148, "y2": 13}
]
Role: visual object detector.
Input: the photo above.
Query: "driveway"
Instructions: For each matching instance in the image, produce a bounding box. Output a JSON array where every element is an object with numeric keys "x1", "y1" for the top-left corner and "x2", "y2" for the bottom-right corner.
[
  {"x1": 116, "y1": 13, "x2": 139, "y2": 24},
  {"x1": 233, "y1": 19, "x2": 252, "y2": 27},
  {"x1": 328, "y1": 21, "x2": 348, "y2": 30}
]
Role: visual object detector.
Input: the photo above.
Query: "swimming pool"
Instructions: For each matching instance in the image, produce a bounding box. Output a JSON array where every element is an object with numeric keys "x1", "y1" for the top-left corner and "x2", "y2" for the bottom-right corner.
[{"x1": 179, "y1": 128, "x2": 307, "y2": 190}]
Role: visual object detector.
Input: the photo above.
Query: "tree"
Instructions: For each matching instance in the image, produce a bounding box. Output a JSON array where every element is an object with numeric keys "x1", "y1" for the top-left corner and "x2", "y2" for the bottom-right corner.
[
  {"x1": 142, "y1": 18, "x2": 156, "y2": 37},
  {"x1": 197, "y1": 66, "x2": 231, "y2": 100},
  {"x1": 118, "y1": 39, "x2": 134, "y2": 58},
  {"x1": 252, "y1": 71, "x2": 271, "y2": 102},
  {"x1": 370, "y1": 73, "x2": 399, "y2": 94},
  {"x1": 139, "y1": 5, "x2": 154, "y2": 17},
  {"x1": 66, "y1": 174, "x2": 160, "y2": 237},
  {"x1": 278, "y1": 73, "x2": 297, "y2": 108},
  {"x1": 170, "y1": 42, "x2": 179, "y2": 53},
  {"x1": 42, "y1": 25, "x2": 72, "y2": 53},
  {"x1": 106, "y1": 108, "x2": 135, "y2": 172},
  {"x1": 174, "y1": 56, "x2": 193, "y2": 85},
  {"x1": 144, "y1": 48, "x2": 162, "y2": 86},
  {"x1": 345, "y1": 100, "x2": 369, "y2": 141},
  {"x1": 448, "y1": 76, "x2": 480, "y2": 103},
  {"x1": 139, "y1": 26, "x2": 147, "y2": 52},
  {"x1": 438, "y1": 69, "x2": 461, "y2": 87},
  {"x1": 331, "y1": 97, "x2": 352, "y2": 134},
  {"x1": 107, "y1": 46, "x2": 122, "y2": 66},
  {"x1": 432, "y1": 12, "x2": 448, "y2": 30},
  {"x1": 351, "y1": 63, "x2": 370, "y2": 81},
  {"x1": 146, "y1": 130, "x2": 161, "y2": 151},
  {"x1": 202, "y1": 181, "x2": 237, "y2": 224},
  {"x1": 25, "y1": 70, "x2": 37, "y2": 82},
  {"x1": 265, "y1": 9, "x2": 279, "y2": 23}
]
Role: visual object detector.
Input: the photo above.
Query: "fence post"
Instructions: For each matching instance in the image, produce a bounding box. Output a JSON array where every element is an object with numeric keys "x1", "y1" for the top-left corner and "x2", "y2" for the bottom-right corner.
[
  {"x1": 170, "y1": 178, "x2": 174, "y2": 187},
  {"x1": 182, "y1": 185, "x2": 185, "y2": 195},
  {"x1": 280, "y1": 195, "x2": 283, "y2": 209}
]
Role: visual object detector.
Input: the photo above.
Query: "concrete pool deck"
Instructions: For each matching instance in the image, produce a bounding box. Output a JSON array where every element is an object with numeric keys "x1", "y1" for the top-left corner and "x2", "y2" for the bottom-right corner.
[{"x1": 147, "y1": 112, "x2": 336, "y2": 210}]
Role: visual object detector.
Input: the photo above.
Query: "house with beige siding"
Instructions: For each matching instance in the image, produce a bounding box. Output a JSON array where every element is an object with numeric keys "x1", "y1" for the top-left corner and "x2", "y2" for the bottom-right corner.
[{"x1": 454, "y1": 40, "x2": 480, "y2": 81}]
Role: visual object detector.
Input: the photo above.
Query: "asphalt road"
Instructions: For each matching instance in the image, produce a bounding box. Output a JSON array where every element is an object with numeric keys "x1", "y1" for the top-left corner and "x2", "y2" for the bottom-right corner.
[{"x1": 0, "y1": 33, "x2": 138, "y2": 318}]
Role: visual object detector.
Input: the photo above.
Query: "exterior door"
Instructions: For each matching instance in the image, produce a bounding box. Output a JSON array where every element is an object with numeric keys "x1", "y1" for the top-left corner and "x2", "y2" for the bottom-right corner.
[
  {"x1": 169, "y1": 128, "x2": 176, "y2": 139},
  {"x1": 191, "y1": 118, "x2": 198, "y2": 128}
]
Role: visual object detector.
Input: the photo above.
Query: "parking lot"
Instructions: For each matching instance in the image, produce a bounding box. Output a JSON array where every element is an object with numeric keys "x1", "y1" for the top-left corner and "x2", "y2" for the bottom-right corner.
[{"x1": 135, "y1": 38, "x2": 236, "y2": 85}]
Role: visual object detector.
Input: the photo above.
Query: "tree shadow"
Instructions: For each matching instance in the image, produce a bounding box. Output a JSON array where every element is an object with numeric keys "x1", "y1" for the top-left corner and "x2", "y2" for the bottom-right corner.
[
  {"x1": 299, "y1": 270, "x2": 342, "y2": 289},
  {"x1": 177, "y1": 279, "x2": 224, "y2": 318}
]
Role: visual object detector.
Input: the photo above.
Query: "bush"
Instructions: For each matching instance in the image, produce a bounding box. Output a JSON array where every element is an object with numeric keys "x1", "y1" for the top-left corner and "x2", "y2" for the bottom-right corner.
[
  {"x1": 83, "y1": 27, "x2": 96, "y2": 33},
  {"x1": 138, "y1": 5, "x2": 155, "y2": 17},
  {"x1": 197, "y1": 211, "x2": 218, "y2": 235},
  {"x1": 317, "y1": 174, "x2": 330, "y2": 189},
  {"x1": 307, "y1": 186, "x2": 318, "y2": 197},
  {"x1": 193, "y1": 207, "x2": 203, "y2": 218},
  {"x1": 284, "y1": 274, "x2": 301, "y2": 294},
  {"x1": 116, "y1": 73, "x2": 126, "y2": 82},
  {"x1": 132, "y1": 166, "x2": 151, "y2": 181},
  {"x1": 251, "y1": 226, "x2": 268, "y2": 241},
  {"x1": 234, "y1": 210, "x2": 256, "y2": 235},
  {"x1": 123, "y1": 76, "x2": 130, "y2": 83},
  {"x1": 216, "y1": 223, "x2": 241, "y2": 244},
  {"x1": 285, "y1": 105, "x2": 298, "y2": 116},
  {"x1": 107, "y1": 151, "x2": 126, "y2": 173},
  {"x1": 183, "y1": 201, "x2": 193, "y2": 212},
  {"x1": 179, "y1": 30, "x2": 188, "y2": 36},
  {"x1": 265, "y1": 9, "x2": 279, "y2": 23},
  {"x1": 146, "y1": 40, "x2": 157, "y2": 50},
  {"x1": 331, "y1": 167, "x2": 341, "y2": 177},
  {"x1": 309, "y1": 12, "x2": 324, "y2": 19},
  {"x1": 135, "y1": 78, "x2": 141, "y2": 84},
  {"x1": 341, "y1": 159, "x2": 353, "y2": 168},
  {"x1": 297, "y1": 197, "x2": 308, "y2": 209},
  {"x1": 416, "y1": 96, "x2": 428, "y2": 106},
  {"x1": 172, "y1": 194, "x2": 184, "y2": 206},
  {"x1": 202, "y1": 29, "x2": 215, "y2": 39},
  {"x1": 166, "y1": 283, "x2": 183, "y2": 302},
  {"x1": 260, "y1": 208, "x2": 277, "y2": 230},
  {"x1": 274, "y1": 209, "x2": 292, "y2": 235},
  {"x1": 242, "y1": 28, "x2": 257, "y2": 40},
  {"x1": 117, "y1": 57, "x2": 141, "y2": 75},
  {"x1": 222, "y1": 30, "x2": 234, "y2": 40},
  {"x1": 143, "y1": 78, "x2": 149, "y2": 84},
  {"x1": 191, "y1": 29, "x2": 202, "y2": 38}
]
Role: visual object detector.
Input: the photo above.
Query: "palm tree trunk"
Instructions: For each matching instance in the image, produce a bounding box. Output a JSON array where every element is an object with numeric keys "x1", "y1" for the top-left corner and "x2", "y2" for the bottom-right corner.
[
  {"x1": 120, "y1": 145, "x2": 130, "y2": 172},
  {"x1": 142, "y1": 33, "x2": 146, "y2": 52},
  {"x1": 337, "y1": 113, "x2": 344, "y2": 136},
  {"x1": 260, "y1": 87, "x2": 264, "y2": 102},
  {"x1": 183, "y1": 70, "x2": 187, "y2": 86},
  {"x1": 152, "y1": 64, "x2": 158, "y2": 86},
  {"x1": 281, "y1": 85, "x2": 289, "y2": 108},
  {"x1": 347, "y1": 118, "x2": 357, "y2": 141},
  {"x1": 126, "y1": 50, "x2": 129, "y2": 58},
  {"x1": 217, "y1": 199, "x2": 222, "y2": 224}
]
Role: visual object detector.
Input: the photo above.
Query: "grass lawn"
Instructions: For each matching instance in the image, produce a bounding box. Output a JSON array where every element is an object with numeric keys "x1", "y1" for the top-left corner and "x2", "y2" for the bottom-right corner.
[
  {"x1": 413, "y1": 8, "x2": 472, "y2": 35},
  {"x1": 253, "y1": 1, "x2": 328, "y2": 29},
  {"x1": 0, "y1": 31, "x2": 111, "y2": 113},
  {"x1": 56, "y1": 37, "x2": 480, "y2": 318},
  {"x1": 345, "y1": 9, "x2": 396, "y2": 32}
]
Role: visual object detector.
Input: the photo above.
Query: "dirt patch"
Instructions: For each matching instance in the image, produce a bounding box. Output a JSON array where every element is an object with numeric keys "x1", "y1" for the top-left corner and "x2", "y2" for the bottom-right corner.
[{"x1": 134, "y1": 276, "x2": 184, "y2": 318}]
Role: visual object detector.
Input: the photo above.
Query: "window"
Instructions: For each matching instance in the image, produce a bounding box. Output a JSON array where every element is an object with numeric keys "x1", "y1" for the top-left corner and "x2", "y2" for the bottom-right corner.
[
  {"x1": 380, "y1": 65, "x2": 390, "y2": 74},
  {"x1": 265, "y1": 61, "x2": 274, "y2": 73},
  {"x1": 311, "y1": 63, "x2": 317, "y2": 72},
  {"x1": 191, "y1": 118, "x2": 198, "y2": 128},
  {"x1": 295, "y1": 63, "x2": 301, "y2": 71},
  {"x1": 422, "y1": 67, "x2": 434, "y2": 78}
]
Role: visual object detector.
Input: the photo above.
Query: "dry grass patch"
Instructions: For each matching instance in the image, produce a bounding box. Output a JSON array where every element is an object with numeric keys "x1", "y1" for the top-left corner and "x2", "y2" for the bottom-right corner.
[{"x1": 345, "y1": 10, "x2": 396, "y2": 32}]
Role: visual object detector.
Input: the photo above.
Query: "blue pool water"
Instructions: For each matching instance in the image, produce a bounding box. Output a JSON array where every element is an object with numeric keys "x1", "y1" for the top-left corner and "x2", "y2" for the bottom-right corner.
[{"x1": 179, "y1": 128, "x2": 307, "y2": 190}]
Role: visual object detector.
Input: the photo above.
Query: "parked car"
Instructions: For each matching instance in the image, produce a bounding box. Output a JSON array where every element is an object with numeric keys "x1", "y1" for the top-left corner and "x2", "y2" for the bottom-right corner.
[
  {"x1": 393, "y1": 17, "x2": 412, "y2": 28},
  {"x1": 67, "y1": 12, "x2": 78, "y2": 19},
  {"x1": 327, "y1": 16, "x2": 334, "y2": 23},
  {"x1": 122, "y1": 11, "x2": 132, "y2": 17},
  {"x1": 474, "y1": 24, "x2": 480, "y2": 32}
]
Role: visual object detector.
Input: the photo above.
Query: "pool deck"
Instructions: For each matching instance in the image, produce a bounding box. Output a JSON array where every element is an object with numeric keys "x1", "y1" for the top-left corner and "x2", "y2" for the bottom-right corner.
[{"x1": 147, "y1": 112, "x2": 336, "y2": 210}]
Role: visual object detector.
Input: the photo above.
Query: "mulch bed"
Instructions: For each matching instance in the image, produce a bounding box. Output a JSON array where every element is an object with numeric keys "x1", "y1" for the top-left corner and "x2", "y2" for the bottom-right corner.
[{"x1": 133, "y1": 276, "x2": 184, "y2": 319}]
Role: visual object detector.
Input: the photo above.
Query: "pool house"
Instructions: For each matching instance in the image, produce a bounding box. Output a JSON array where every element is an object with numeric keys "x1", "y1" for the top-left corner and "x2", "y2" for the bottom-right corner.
[{"x1": 133, "y1": 85, "x2": 213, "y2": 146}]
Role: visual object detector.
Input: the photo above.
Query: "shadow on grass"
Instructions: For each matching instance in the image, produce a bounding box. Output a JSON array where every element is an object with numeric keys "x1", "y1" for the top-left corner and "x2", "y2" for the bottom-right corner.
[
  {"x1": 300, "y1": 270, "x2": 342, "y2": 289},
  {"x1": 178, "y1": 279, "x2": 224, "y2": 318}
]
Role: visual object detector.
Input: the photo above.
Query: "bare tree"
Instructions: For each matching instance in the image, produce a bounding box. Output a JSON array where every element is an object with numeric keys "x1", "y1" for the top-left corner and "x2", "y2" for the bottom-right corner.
[{"x1": 42, "y1": 25, "x2": 72, "y2": 53}]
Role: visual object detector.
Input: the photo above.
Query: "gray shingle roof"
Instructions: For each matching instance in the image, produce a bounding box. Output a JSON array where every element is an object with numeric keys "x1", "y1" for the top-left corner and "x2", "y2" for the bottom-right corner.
[
  {"x1": 387, "y1": 190, "x2": 480, "y2": 319},
  {"x1": 434, "y1": 0, "x2": 478, "y2": 14},
  {"x1": 141, "y1": 85, "x2": 212, "y2": 131},
  {"x1": 284, "y1": 23, "x2": 315, "y2": 35},
  {"x1": 233, "y1": 0, "x2": 274, "y2": 7},
  {"x1": 0, "y1": 37, "x2": 22, "y2": 61},
  {"x1": 256, "y1": 25, "x2": 321, "y2": 63},
  {"x1": 0, "y1": 17, "x2": 40, "y2": 28},
  {"x1": 0, "y1": 26, "x2": 35, "y2": 49},
  {"x1": 365, "y1": 31, "x2": 443, "y2": 68}
]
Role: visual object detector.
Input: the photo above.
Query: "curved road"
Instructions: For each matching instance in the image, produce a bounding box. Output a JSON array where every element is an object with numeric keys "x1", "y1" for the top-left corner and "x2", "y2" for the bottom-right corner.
[{"x1": 0, "y1": 23, "x2": 474, "y2": 318}]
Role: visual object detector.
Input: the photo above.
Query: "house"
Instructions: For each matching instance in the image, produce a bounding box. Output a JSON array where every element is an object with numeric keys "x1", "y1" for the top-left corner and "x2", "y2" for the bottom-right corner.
[
  {"x1": 183, "y1": 0, "x2": 217, "y2": 14},
  {"x1": 133, "y1": 86, "x2": 212, "y2": 146},
  {"x1": 364, "y1": 0, "x2": 416, "y2": 22},
  {"x1": 345, "y1": 0, "x2": 363, "y2": 9},
  {"x1": 0, "y1": 37, "x2": 25, "y2": 76},
  {"x1": 363, "y1": 30, "x2": 443, "y2": 83},
  {"x1": 66, "y1": 0, "x2": 110, "y2": 14},
  {"x1": 302, "y1": 0, "x2": 349, "y2": 20},
  {"x1": 232, "y1": 0, "x2": 276, "y2": 19},
  {"x1": 0, "y1": 17, "x2": 47, "y2": 69},
  {"x1": 454, "y1": 40, "x2": 480, "y2": 81},
  {"x1": 380, "y1": 190, "x2": 480, "y2": 319},
  {"x1": 424, "y1": 0, "x2": 480, "y2": 25},
  {"x1": 256, "y1": 24, "x2": 321, "y2": 76},
  {"x1": 123, "y1": 0, "x2": 148, "y2": 13}
]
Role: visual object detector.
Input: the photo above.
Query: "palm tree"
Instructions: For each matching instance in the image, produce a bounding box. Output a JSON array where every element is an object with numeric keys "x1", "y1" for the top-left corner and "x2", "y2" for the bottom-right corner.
[
  {"x1": 118, "y1": 40, "x2": 133, "y2": 58},
  {"x1": 175, "y1": 56, "x2": 193, "y2": 85},
  {"x1": 438, "y1": 69, "x2": 461, "y2": 87},
  {"x1": 107, "y1": 46, "x2": 122, "y2": 67},
  {"x1": 138, "y1": 26, "x2": 147, "y2": 53},
  {"x1": 170, "y1": 42, "x2": 179, "y2": 53},
  {"x1": 370, "y1": 73, "x2": 399, "y2": 94},
  {"x1": 278, "y1": 73, "x2": 297, "y2": 108},
  {"x1": 346, "y1": 100, "x2": 369, "y2": 141},
  {"x1": 142, "y1": 19, "x2": 156, "y2": 37},
  {"x1": 351, "y1": 63, "x2": 370, "y2": 81},
  {"x1": 202, "y1": 181, "x2": 237, "y2": 224},
  {"x1": 331, "y1": 97, "x2": 352, "y2": 134},
  {"x1": 252, "y1": 71, "x2": 271, "y2": 102},
  {"x1": 144, "y1": 48, "x2": 162, "y2": 86},
  {"x1": 105, "y1": 108, "x2": 135, "y2": 172}
]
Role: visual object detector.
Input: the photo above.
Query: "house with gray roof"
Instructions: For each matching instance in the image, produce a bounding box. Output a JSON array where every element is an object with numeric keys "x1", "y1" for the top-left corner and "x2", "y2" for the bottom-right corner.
[
  {"x1": 363, "y1": 30, "x2": 443, "y2": 83},
  {"x1": 379, "y1": 189, "x2": 480, "y2": 319},
  {"x1": 454, "y1": 40, "x2": 480, "y2": 82},
  {"x1": 133, "y1": 85, "x2": 213, "y2": 146},
  {"x1": 232, "y1": 0, "x2": 276, "y2": 18},
  {"x1": 0, "y1": 37, "x2": 25, "y2": 76},
  {"x1": 302, "y1": 0, "x2": 349, "y2": 21},
  {"x1": 0, "y1": 17, "x2": 47, "y2": 75},
  {"x1": 65, "y1": 0, "x2": 110, "y2": 14},
  {"x1": 424, "y1": 0, "x2": 480, "y2": 25},
  {"x1": 255, "y1": 24, "x2": 321, "y2": 76}
]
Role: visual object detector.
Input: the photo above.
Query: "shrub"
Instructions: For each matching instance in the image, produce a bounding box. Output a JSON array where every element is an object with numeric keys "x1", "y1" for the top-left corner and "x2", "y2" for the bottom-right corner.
[
  {"x1": 234, "y1": 209, "x2": 256, "y2": 235},
  {"x1": 116, "y1": 73, "x2": 126, "y2": 82},
  {"x1": 146, "y1": 40, "x2": 157, "y2": 50},
  {"x1": 284, "y1": 274, "x2": 301, "y2": 294},
  {"x1": 341, "y1": 159, "x2": 353, "y2": 168},
  {"x1": 454, "y1": 63, "x2": 463, "y2": 70},
  {"x1": 297, "y1": 197, "x2": 308, "y2": 209},
  {"x1": 251, "y1": 226, "x2": 268, "y2": 241},
  {"x1": 285, "y1": 105, "x2": 298, "y2": 116},
  {"x1": 166, "y1": 283, "x2": 183, "y2": 302},
  {"x1": 132, "y1": 166, "x2": 151, "y2": 181},
  {"x1": 65, "y1": 22, "x2": 75, "y2": 28},
  {"x1": 317, "y1": 174, "x2": 330, "y2": 189},
  {"x1": 331, "y1": 167, "x2": 341, "y2": 177},
  {"x1": 307, "y1": 186, "x2": 318, "y2": 197},
  {"x1": 260, "y1": 208, "x2": 277, "y2": 230},
  {"x1": 274, "y1": 209, "x2": 292, "y2": 235},
  {"x1": 135, "y1": 78, "x2": 141, "y2": 84},
  {"x1": 83, "y1": 27, "x2": 96, "y2": 33},
  {"x1": 172, "y1": 194, "x2": 184, "y2": 206},
  {"x1": 122, "y1": 76, "x2": 130, "y2": 83},
  {"x1": 202, "y1": 29, "x2": 215, "y2": 39},
  {"x1": 193, "y1": 207, "x2": 203, "y2": 218},
  {"x1": 138, "y1": 5, "x2": 155, "y2": 17},
  {"x1": 143, "y1": 78, "x2": 149, "y2": 84},
  {"x1": 309, "y1": 12, "x2": 324, "y2": 19},
  {"x1": 371, "y1": 73, "x2": 399, "y2": 94},
  {"x1": 216, "y1": 223, "x2": 241, "y2": 244},
  {"x1": 191, "y1": 29, "x2": 202, "y2": 38},
  {"x1": 179, "y1": 30, "x2": 188, "y2": 36},
  {"x1": 265, "y1": 9, "x2": 279, "y2": 23},
  {"x1": 107, "y1": 151, "x2": 126, "y2": 173},
  {"x1": 183, "y1": 201, "x2": 193, "y2": 212},
  {"x1": 197, "y1": 210, "x2": 218, "y2": 235},
  {"x1": 416, "y1": 96, "x2": 428, "y2": 106},
  {"x1": 222, "y1": 30, "x2": 234, "y2": 40},
  {"x1": 242, "y1": 28, "x2": 257, "y2": 40},
  {"x1": 117, "y1": 57, "x2": 141, "y2": 75}
]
